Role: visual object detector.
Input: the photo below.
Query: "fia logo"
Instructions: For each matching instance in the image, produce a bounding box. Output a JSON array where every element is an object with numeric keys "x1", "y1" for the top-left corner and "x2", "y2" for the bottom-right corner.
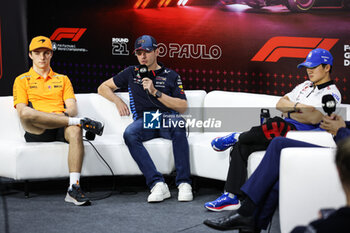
[{"x1": 143, "y1": 110, "x2": 162, "y2": 129}]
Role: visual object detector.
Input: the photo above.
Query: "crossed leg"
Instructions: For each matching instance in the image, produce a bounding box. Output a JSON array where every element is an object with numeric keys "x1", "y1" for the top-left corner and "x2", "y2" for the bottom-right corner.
[
  {"x1": 18, "y1": 105, "x2": 70, "y2": 134},
  {"x1": 17, "y1": 105, "x2": 84, "y2": 172}
]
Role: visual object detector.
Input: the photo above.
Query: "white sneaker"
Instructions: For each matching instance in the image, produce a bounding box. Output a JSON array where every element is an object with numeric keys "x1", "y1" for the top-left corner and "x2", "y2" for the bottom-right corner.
[
  {"x1": 147, "y1": 182, "x2": 171, "y2": 203},
  {"x1": 178, "y1": 183, "x2": 193, "y2": 202}
]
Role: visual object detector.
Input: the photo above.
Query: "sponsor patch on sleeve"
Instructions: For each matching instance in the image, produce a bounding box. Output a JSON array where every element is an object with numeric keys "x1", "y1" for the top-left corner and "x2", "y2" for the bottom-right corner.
[{"x1": 332, "y1": 93, "x2": 341, "y2": 103}]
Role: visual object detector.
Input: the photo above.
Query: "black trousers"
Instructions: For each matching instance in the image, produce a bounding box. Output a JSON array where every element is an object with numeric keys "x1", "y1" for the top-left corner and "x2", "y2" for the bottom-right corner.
[{"x1": 224, "y1": 117, "x2": 295, "y2": 196}]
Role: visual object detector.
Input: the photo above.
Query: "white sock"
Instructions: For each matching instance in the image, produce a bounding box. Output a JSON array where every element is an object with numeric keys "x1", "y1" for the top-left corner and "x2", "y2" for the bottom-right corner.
[
  {"x1": 68, "y1": 117, "x2": 83, "y2": 126},
  {"x1": 69, "y1": 172, "x2": 81, "y2": 190},
  {"x1": 228, "y1": 192, "x2": 235, "y2": 198}
]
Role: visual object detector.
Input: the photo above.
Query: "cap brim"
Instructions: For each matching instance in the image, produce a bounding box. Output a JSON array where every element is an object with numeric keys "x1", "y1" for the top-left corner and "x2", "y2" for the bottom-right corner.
[
  {"x1": 297, "y1": 63, "x2": 306, "y2": 68},
  {"x1": 133, "y1": 47, "x2": 154, "y2": 53},
  {"x1": 297, "y1": 62, "x2": 320, "y2": 69},
  {"x1": 133, "y1": 48, "x2": 145, "y2": 53},
  {"x1": 30, "y1": 47, "x2": 53, "y2": 52}
]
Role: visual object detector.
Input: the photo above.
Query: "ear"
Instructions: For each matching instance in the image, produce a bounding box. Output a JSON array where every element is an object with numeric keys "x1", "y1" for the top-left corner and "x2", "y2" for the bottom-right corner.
[
  {"x1": 155, "y1": 48, "x2": 159, "y2": 57},
  {"x1": 29, "y1": 52, "x2": 33, "y2": 59},
  {"x1": 324, "y1": 64, "x2": 331, "y2": 72}
]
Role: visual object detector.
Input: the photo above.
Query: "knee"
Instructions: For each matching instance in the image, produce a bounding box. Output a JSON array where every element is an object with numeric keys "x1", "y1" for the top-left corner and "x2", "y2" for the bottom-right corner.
[
  {"x1": 270, "y1": 136, "x2": 285, "y2": 145},
  {"x1": 171, "y1": 127, "x2": 186, "y2": 138},
  {"x1": 65, "y1": 126, "x2": 82, "y2": 142},
  {"x1": 269, "y1": 137, "x2": 292, "y2": 150},
  {"x1": 123, "y1": 128, "x2": 139, "y2": 144},
  {"x1": 19, "y1": 107, "x2": 37, "y2": 122},
  {"x1": 170, "y1": 118, "x2": 186, "y2": 137}
]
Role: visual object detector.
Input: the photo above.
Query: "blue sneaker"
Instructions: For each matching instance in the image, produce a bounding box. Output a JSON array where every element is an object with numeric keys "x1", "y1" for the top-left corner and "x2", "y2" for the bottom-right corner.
[
  {"x1": 204, "y1": 193, "x2": 241, "y2": 211},
  {"x1": 211, "y1": 132, "x2": 238, "y2": 151}
]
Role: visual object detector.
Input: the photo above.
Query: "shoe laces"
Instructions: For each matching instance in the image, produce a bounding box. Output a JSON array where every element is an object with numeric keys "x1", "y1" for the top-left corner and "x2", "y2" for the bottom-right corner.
[
  {"x1": 221, "y1": 133, "x2": 236, "y2": 144},
  {"x1": 214, "y1": 193, "x2": 234, "y2": 202},
  {"x1": 178, "y1": 183, "x2": 191, "y2": 190},
  {"x1": 151, "y1": 182, "x2": 164, "y2": 192}
]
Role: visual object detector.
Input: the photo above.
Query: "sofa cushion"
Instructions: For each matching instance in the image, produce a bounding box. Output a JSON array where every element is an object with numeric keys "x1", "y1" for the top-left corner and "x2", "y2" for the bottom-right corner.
[
  {"x1": 279, "y1": 147, "x2": 346, "y2": 233},
  {"x1": 189, "y1": 91, "x2": 282, "y2": 181},
  {"x1": 188, "y1": 132, "x2": 232, "y2": 181},
  {"x1": 203, "y1": 91, "x2": 281, "y2": 132},
  {"x1": 286, "y1": 131, "x2": 336, "y2": 148},
  {"x1": 0, "y1": 96, "x2": 25, "y2": 141},
  {"x1": 0, "y1": 136, "x2": 175, "y2": 180}
]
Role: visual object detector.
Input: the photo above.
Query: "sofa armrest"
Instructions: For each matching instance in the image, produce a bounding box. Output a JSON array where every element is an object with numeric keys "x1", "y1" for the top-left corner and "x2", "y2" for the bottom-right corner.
[
  {"x1": 286, "y1": 131, "x2": 336, "y2": 148},
  {"x1": 279, "y1": 147, "x2": 346, "y2": 233}
]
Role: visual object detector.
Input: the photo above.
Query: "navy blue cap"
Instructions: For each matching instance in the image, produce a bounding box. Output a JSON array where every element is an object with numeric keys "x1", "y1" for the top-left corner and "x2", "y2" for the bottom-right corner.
[
  {"x1": 297, "y1": 48, "x2": 333, "y2": 68},
  {"x1": 134, "y1": 35, "x2": 157, "y2": 52}
]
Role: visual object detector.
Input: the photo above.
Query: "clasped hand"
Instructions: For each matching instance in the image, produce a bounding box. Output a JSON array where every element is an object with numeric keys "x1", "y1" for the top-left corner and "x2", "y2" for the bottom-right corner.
[{"x1": 320, "y1": 113, "x2": 346, "y2": 136}]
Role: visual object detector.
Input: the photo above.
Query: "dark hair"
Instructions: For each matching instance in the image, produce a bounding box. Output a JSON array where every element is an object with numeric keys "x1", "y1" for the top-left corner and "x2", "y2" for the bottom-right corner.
[
  {"x1": 335, "y1": 138, "x2": 350, "y2": 186},
  {"x1": 321, "y1": 64, "x2": 332, "y2": 74}
]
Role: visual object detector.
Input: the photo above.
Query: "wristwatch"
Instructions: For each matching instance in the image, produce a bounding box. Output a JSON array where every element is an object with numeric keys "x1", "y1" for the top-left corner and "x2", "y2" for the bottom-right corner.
[
  {"x1": 155, "y1": 90, "x2": 162, "y2": 98},
  {"x1": 294, "y1": 102, "x2": 299, "y2": 112}
]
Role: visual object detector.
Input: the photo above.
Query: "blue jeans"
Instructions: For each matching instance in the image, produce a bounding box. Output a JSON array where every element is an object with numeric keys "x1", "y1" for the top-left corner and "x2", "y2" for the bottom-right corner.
[{"x1": 123, "y1": 117, "x2": 191, "y2": 188}]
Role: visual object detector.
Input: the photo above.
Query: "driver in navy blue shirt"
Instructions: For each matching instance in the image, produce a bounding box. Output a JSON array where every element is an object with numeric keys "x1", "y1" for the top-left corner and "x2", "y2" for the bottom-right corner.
[{"x1": 98, "y1": 35, "x2": 193, "y2": 203}]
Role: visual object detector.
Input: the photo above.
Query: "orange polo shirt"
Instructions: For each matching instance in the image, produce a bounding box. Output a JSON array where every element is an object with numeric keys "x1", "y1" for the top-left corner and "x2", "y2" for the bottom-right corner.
[{"x1": 13, "y1": 67, "x2": 76, "y2": 113}]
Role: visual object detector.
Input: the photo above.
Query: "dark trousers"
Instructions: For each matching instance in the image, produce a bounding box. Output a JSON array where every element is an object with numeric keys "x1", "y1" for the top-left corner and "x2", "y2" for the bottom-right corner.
[
  {"x1": 224, "y1": 117, "x2": 295, "y2": 195},
  {"x1": 224, "y1": 125, "x2": 270, "y2": 195},
  {"x1": 123, "y1": 117, "x2": 191, "y2": 189},
  {"x1": 240, "y1": 137, "x2": 320, "y2": 229}
]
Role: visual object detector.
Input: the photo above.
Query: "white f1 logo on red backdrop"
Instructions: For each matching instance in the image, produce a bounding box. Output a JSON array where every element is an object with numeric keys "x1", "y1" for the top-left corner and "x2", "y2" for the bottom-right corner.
[
  {"x1": 50, "y1": 28, "x2": 86, "y2": 42},
  {"x1": 252, "y1": 36, "x2": 339, "y2": 62}
]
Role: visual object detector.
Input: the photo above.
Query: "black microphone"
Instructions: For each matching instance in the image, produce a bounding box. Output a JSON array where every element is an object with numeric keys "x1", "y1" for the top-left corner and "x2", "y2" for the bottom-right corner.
[
  {"x1": 322, "y1": 94, "x2": 336, "y2": 116},
  {"x1": 139, "y1": 65, "x2": 150, "y2": 95},
  {"x1": 85, "y1": 131, "x2": 96, "y2": 141}
]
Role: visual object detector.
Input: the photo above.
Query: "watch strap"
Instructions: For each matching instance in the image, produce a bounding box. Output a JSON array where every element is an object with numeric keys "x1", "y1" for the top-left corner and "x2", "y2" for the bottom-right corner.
[{"x1": 155, "y1": 90, "x2": 162, "y2": 98}]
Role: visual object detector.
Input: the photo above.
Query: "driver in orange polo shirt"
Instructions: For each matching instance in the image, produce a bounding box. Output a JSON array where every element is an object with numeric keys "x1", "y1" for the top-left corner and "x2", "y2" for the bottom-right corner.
[{"x1": 13, "y1": 36, "x2": 104, "y2": 206}]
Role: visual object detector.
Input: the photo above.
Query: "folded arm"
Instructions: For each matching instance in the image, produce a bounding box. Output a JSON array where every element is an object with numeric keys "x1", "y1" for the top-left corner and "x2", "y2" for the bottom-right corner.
[{"x1": 277, "y1": 96, "x2": 323, "y2": 125}]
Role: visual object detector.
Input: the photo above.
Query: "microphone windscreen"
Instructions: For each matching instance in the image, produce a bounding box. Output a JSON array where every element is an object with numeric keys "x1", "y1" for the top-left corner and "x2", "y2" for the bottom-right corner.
[
  {"x1": 322, "y1": 94, "x2": 336, "y2": 116},
  {"x1": 139, "y1": 65, "x2": 148, "y2": 79},
  {"x1": 85, "y1": 131, "x2": 96, "y2": 141}
]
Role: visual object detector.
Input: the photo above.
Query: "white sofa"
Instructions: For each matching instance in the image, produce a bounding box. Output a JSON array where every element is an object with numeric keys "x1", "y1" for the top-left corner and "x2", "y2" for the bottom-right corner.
[
  {"x1": 0, "y1": 90, "x2": 282, "y2": 180},
  {"x1": 0, "y1": 91, "x2": 207, "y2": 179},
  {"x1": 0, "y1": 90, "x2": 348, "y2": 233}
]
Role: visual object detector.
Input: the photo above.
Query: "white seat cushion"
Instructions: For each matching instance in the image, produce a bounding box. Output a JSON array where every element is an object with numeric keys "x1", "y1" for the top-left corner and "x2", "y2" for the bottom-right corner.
[{"x1": 279, "y1": 147, "x2": 346, "y2": 233}]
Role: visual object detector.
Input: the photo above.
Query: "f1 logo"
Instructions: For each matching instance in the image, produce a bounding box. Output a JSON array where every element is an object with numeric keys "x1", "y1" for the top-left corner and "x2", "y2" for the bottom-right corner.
[
  {"x1": 50, "y1": 28, "x2": 87, "y2": 41},
  {"x1": 251, "y1": 36, "x2": 339, "y2": 62},
  {"x1": 143, "y1": 110, "x2": 162, "y2": 129},
  {"x1": 0, "y1": 19, "x2": 2, "y2": 80}
]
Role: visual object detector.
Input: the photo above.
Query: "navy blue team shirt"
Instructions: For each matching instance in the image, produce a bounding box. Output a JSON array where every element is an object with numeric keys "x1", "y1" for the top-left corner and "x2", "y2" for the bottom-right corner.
[{"x1": 112, "y1": 63, "x2": 187, "y2": 120}]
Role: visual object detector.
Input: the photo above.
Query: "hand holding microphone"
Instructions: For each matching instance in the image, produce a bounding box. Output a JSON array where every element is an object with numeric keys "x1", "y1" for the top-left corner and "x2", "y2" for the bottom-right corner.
[
  {"x1": 139, "y1": 65, "x2": 156, "y2": 96},
  {"x1": 320, "y1": 114, "x2": 346, "y2": 135},
  {"x1": 322, "y1": 94, "x2": 337, "y2": 116},
  {"x1": 320, "y1": 94, "x2": 345, "y2": 135}
]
